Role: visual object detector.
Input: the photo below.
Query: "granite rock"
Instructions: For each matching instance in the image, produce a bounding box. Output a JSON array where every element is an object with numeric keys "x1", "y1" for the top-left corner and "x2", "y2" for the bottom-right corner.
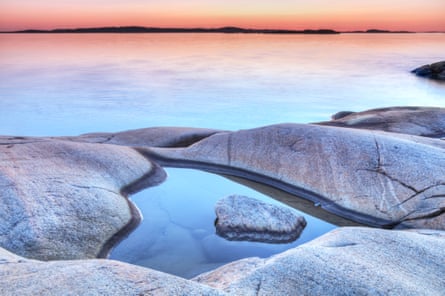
[
  {"x1": 194, "y1": 227, "x2": 445, "y2": 296},
  {"x1": 70, "y1": 126, "x2": 222, "y2": 147},
  {"x1": 141, "y1": 124, "x2": 445, "y2": 230},
  {"x1": 412, "y1": 61, "x2": 445, "y2": 81},
  {"x1": 317, "y1": 106, "x2": 445, "y2": 138},
  {"x1": 0, "y1": 137, "x2": 166, "y2": 260},
  {"x1": 0, "y1": 247, "x2": 225, "y2": 296},
  {"x1": 215, "y1": 195, "x2": 306, "y2": 243}
]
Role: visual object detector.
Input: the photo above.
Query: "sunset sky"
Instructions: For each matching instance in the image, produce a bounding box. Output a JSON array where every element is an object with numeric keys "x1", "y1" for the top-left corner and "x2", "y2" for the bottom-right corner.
[{"x1": 1, "y1": 0, "x2": 444, "y2": 32}]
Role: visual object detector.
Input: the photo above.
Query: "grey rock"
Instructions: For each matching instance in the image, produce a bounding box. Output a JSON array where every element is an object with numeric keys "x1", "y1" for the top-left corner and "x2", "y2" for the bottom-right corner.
[
  {"x1": 330, "y1": 110, "x2": 355, "y2": 120},
  {"x1": 194, "y1": 227, "x2": 445, "y2": 296},
  {"x1": 69, "y1": 126, "x2": 222, "y2": 147},
  {"x1": 412, "y1": 61, "x2": 445, "y2": 80},
  {"x1": 215, "y1": 195, "x2": 306, "y2": 243},
  {"x1": 318, "y1": 106, "x2": 445, "y2": 138},
  {"x1": 0, "y1": 137, "x2": 166, "y2": 260},
  {"x1": 141, "y1": 124, "x2": 445, "y2": 230},
  {"x1": 0, "y1": 247, "x2": 225, "y2": 296}
]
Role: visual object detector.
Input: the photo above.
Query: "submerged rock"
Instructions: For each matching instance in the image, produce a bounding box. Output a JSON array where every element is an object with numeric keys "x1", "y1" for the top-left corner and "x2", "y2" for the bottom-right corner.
[
  {"x1": 0, "y1": 137, "x2": 166, "y2": 260},
  {"x1": 214, "y1": 195, "x2": 306, "y2": 243},
  {"x1": 317, "y1": 106, "x2": 445, "y2": 138},
  {"x1": 141, "y1": 124, "x2": 445, "y2": 230},
  {"x1": 194, "y1": 227, "x2": 445, "y2": 295},
  {"x1": 412, "y1": 61, "x2": 445, "y2": 81},
  {"x1": 0, "y1": 247, "x2": 225, "y2": 296}
]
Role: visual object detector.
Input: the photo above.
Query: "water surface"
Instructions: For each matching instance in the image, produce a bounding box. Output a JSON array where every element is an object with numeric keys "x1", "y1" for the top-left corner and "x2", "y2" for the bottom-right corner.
[
  {"x1": 1, "y1": 33, "x2": 444, "y2": 136},
  {"x1": 110, "y1": 168, "x2": 335, "y2": 278}
]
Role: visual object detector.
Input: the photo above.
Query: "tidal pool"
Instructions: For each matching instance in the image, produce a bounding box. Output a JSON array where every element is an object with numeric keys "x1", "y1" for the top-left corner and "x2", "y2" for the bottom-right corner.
[{"x1": 110, "y1": 168, "x2": 336, "y2": 279}]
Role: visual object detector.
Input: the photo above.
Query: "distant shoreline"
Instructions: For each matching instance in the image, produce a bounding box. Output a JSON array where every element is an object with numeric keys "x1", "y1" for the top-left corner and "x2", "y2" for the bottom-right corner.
[
  {"x1": 0, "y1": 26, "x2": 432, "y2": 34},
  {"x1": 2, "y1": 26, "x2": 339, "y2": 34}
]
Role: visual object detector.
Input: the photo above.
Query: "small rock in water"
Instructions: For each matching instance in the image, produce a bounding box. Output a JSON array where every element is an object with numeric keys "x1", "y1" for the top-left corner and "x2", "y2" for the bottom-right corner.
[
  {"x1": 411, "y1": 61, "x2": 445, "y2": 81},
  {"x1": 214, "y1": 195, "x2": 306, "y2": 243}
]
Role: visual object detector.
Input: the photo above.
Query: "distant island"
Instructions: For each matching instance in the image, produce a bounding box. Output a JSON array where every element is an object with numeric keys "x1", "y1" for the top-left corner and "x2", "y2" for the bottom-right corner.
[
  {"x1": 346, "y1": 29, "x2": 414, "y2": 34},
  {"x1": 0, "y1": 26, "x2": 426, "y2": 34},
  {"x1": 3, "y1": 26, "x2": 340, "y2": 34}
]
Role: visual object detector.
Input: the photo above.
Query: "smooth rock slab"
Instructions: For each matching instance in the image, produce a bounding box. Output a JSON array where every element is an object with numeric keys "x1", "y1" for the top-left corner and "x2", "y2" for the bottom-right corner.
[
  {"x1": 70, "y1": 126, "x2": 222, "y2": 147},
  {"x1": 0, "y1": 247, "x2": 225, "y2": 296},
  {"x1": 215, "y1": 195, "x2": 306, "y2": 243},
  {"x1": 141, "y1": 124, "x2": 445, "y2": 230},
  {"x1": 0, "y1": 137, "x2": 166, "y2": 260},
  {"x1": 194, "y1": 227, "x2": 445, "y2": 296},
  {"x1": 317, "y1": 106, "x2": 445, "y2": 138}
]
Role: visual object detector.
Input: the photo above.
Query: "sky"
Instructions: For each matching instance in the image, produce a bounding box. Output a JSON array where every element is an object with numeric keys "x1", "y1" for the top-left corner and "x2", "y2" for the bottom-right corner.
[{"x1": 1, "y1": 0, "x2": 444, "y2": 32}]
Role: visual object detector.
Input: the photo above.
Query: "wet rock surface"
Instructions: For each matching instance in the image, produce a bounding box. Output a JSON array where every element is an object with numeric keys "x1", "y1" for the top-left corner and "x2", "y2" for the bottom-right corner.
[
  {"x1": 142, "y1": 123, "x2": 445, "y2": 230},
  {"x1": 215, "y1": 195, "x2": 306, "y2": 243},
  {"x1": 412, "y1": 61, "x2": 445, "y2": 81},
  {"x1": 0, "y1": 247, "x2": 225, "y2": 296},
  {"x1": 317, "y1": 106, "x2": 445, "y2": 138},
  {"x1": 194, "y1": 227, "x2": 445, "y2": 296},
  {"x1": 0, "y1": 137, "x2": 166, "y2": 260}
]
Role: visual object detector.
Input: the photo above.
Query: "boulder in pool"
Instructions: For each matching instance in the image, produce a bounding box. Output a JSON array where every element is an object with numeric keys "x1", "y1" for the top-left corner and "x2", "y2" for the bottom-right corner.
[{"x1": 215, "y1": 195, "x2": 306, "y2": 243}]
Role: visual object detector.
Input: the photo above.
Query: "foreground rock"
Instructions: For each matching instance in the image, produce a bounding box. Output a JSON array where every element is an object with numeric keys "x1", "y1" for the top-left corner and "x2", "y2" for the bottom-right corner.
[
  {"x1": 412, "y1": 61, "x2": 445, "y2": 81},
  {"x1": 317, "y1": 106, "x2": 445, "y2": 138},
  {"x1": 215, "y1": 195, "x2": 306, "y2": 243},
  {"x1": 2, "y1": 227, "x2": 444, "y2": 295},
  {"x1": 194, "y1": 227, "x2": 445, "y2": 295},
  {"x1": 0, "y1": 137, "x2": 166, "y2": 260},
  {"x1": 0, "y1": 247, "x2": 224, "y2": 296},
  {"x1": 141, "y1": 124, "x2": 445, "y2": 230}
]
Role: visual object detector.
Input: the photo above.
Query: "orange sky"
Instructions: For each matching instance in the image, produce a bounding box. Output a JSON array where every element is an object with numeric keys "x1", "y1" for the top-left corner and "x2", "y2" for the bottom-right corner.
[{"x1": 1, "y1": 1, "x2": 444, "y2": 32}]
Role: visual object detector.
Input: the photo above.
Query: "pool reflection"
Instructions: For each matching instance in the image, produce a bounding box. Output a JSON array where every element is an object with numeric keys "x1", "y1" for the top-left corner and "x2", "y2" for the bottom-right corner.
[{"x1": 110, "y1": 168, "x2": 336, "y2": 279}]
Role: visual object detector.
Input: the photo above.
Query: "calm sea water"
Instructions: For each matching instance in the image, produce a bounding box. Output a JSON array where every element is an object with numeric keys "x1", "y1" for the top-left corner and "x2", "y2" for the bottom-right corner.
[{"x1": 1, "y1": 33, "x2": 444, "y2": 278}]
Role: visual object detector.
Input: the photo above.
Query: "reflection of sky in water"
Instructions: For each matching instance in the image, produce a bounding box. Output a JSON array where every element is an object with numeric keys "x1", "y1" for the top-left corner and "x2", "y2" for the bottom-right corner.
[
  {"x1": 110, "y1": 168, "x2": 336, "y2": 279},
  {"x1": 1, "y1": 33, "x2": 444, "y2": 136}
]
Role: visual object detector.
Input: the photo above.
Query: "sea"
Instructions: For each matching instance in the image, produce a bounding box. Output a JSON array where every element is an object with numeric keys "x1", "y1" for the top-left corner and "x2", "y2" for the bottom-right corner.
[{"x1": 1, "y1": 33, "x2": 444, "y2": 278}]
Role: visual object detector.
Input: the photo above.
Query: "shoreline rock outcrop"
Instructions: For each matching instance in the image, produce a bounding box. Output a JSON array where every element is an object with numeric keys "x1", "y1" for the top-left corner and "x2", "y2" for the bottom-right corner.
[
  {"x1": 411, "y1": 61, "x2": 445, "y2": 81},
  {"x1": 1, "y1": 106, "x2": 444, "y2": 295},
  {"x1": 141, "y1": 123, "x2": 445, "y2": 230},
  {"x1": 317, "y1": 106, "x2": 445, "y2": 138},
  {"x1": 0, "y1": 137, "x2": 166, "y2": 260},
  {"x1": 69, "y1": 126, "x2": 222, "y2": 148},
  {"x1": 214, "y1": 195, "x2": 306, "y2": 243}
]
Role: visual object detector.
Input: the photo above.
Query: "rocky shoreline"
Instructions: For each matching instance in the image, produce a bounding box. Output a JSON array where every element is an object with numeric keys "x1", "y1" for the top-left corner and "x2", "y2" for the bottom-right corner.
[{"x1": 1, "y1": 106, "x2": 444, "y2": 295}]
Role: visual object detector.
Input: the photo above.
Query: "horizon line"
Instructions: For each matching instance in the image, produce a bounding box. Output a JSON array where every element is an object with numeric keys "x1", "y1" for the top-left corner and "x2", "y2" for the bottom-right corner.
[{"x1": 1, "y1": 25, "x2": 442, "y2": 34}]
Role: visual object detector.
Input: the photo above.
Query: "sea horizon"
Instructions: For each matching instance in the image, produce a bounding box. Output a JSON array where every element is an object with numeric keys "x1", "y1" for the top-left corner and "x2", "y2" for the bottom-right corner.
[{"x1": 3, "y1": 25, "x2": 445, "y2": 34}]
